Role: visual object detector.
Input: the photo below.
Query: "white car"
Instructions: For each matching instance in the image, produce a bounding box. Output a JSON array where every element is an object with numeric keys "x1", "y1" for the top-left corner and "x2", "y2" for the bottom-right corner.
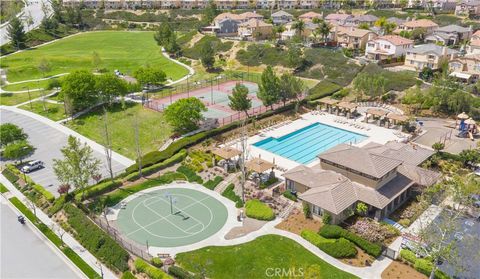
[{"x1": 21, "y1": 160, "x2": 44, "y2": 173}]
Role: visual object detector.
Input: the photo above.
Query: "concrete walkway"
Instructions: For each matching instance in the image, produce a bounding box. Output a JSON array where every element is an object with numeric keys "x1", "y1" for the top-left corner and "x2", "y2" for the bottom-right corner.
[
  {"x1": 161, "y1": 48, "x2": 195, "y2": 86},
  {"x1": 0, "y1": 175, "x2": 117, "y2": 279},
  {"x1": 14, "y1": 90, "x2": 58, "y2": 107}
]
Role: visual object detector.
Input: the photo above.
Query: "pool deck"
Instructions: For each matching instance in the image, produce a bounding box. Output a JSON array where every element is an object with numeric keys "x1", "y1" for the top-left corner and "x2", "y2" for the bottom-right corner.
[{"x1": 227, "y1": 111, "x2": 407, "y2": 174}]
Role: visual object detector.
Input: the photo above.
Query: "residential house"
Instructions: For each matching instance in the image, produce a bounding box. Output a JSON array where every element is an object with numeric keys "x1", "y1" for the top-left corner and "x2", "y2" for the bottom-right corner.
[
  {"x1": 387, "y1": 17, "x2": 406, "y2": 27},
  {"x1": 409, "y1": 0, "x2": 456, "y2": 10},
  {"x1": 344, "y1": 15, "x2": 379, "y2": 27},
  {"x1": 298, "y1": 11, "x2": 323, "y2": 22},
  {"x1": 404, "y1": 44, "x2": 459, "y2": 71},
  {"x1": 333, "y1": 26, "x2": 378, "y2": 50},
  {"x1": 271, "y1": 11, "x2": 294, "y2": 25},
  {"x1": 425, "y1": 24, "x2": 472, "y2": 46},
  {"x1": 281, "y1": 21, "x2": 318, "y2": 41},
  {"x1": 395, "y1": 19, "x2": 439, "y2": 35},
  {"x1": 325, "y1": 13, "x2": 354, "y2": 25},
  {"x1": 468, "y1": 30, "x2": 480, "y2": 53},
  {"x1": 449, "y1": 54, "x2": 480, "y2": 83},
  {"x1": 283, "y1": 142, "x2": 439, "y2": 224},
  {"x1": 455, "y1": 0, "x2": 480, "y2": 17},
  {"x1": 365, "y1": 35, "x2": 414, "y2": 60},
  {"x1": 238, "y1": 19, "x2": 273, "y2": 40}
]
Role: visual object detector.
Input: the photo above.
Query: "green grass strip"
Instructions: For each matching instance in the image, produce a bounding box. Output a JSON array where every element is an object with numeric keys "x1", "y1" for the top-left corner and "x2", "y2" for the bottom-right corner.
[
  {"x1": 8, "y1": 197, "x2": 100, "y2": 278},
  {"x1": 0, "y1": 183, "x2": 8, "y2": 193}
]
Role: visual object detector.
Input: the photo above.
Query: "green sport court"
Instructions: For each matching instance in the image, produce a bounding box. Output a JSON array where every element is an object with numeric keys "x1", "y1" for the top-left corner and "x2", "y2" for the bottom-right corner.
[{"x1": 117, "y1": 188, "x2": 228, "y2": 247}]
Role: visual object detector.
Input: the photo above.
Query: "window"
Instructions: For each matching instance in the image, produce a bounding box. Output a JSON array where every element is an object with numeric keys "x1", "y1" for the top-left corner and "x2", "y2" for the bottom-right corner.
[
  {"x1": 384, "y1": 45, "x2": 391, "y2": 49},
  {"x1": 474, "y1": 64, "x2": 480, "y2": 71},
  {"x1": 368, "y1": 43, "x2": 375, "y2": 48},
  {"x1": 428, "y1": 55, "x2": 436, "y2": 60}
]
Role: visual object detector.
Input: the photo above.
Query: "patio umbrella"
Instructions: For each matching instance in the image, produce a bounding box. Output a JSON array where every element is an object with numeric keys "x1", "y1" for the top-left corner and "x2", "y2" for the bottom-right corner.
[
  {"x1": 457, "y1": 112, "x2": 469, "y2": 119},
  {"x1": 465, "y1": 118, "x2": 476, "y2": 125}
]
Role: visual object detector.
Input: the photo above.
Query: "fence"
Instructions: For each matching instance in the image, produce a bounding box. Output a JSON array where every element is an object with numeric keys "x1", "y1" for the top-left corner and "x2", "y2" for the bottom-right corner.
[{"x1": 94, "y1": 216, "x2": 153, "y2": 261}]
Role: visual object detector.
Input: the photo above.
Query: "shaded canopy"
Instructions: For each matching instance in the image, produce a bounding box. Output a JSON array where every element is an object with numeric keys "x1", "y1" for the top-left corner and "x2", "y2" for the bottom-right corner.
[
  {"x1": 366, "y1": 108, "x2": 389, "y2": 117},
  {"x1": 337, "y1": 102, "x2": 357, "y2": 111},
  {"x1": 213, "y1": 147, "x2": 241, "y2": 160},
  {"x1": 246, "y1": 157, "x2": 274, "y2": 173},
  {"x1": 457, "y1": 112, "x2": 469, "y2": 119},
  {"x1": 318, "y1": 97, "x2": 339, "y2": 106},
  {"x1": 387, "y1": 113, "x2": 409, "y2": 122}
]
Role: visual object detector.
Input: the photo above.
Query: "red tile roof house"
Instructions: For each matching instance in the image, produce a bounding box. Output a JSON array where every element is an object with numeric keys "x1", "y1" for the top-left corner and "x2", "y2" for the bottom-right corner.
[
  {"x1": 395, "y1": 19, "x2": 439, "y2": 35},
  {"x1": 298, "y1": 11, "x2": 323, "y2": 22},
  {"x1": 325, "y1": 13, "x2": 354, "y2": 25},
  {"x1": 365, "y1": 35, "x2": 414, "y2": 61},
  {"x1": 283, "y1": 142, "x2": 440, "y2": 224}
]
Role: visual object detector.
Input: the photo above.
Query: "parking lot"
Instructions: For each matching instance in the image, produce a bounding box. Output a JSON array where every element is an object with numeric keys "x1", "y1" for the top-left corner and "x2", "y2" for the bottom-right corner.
[{"x1": 1, "y1": 108, "x2": 133, "y2": 197}]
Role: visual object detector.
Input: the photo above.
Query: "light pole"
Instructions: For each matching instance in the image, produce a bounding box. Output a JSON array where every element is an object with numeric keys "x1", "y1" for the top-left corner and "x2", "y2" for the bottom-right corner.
[{"x1": 23, "y1": 86, "x2": 32, "y2": 110}]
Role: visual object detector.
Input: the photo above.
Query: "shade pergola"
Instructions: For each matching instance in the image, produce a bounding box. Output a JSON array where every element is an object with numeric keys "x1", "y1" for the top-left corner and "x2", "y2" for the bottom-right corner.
[
  {"x1": 246, "y1": 157, "x2": 274, "y2": 173},
  {"x1": 457, "y1": 112, "x2": 469, "y2": 120},
  {"x1": 318, "y1": 97, "x2": 339, "y2": 106},
  {"x1": 387, "y1": 113, "x2": 409, "y2": 123},
  {"x1": 337, "y1": 101, "x2": 357, "y2": 111},
  {"x1": 212, "y1": 147, "x2": 241, "y2": 160},
  {"x1": 366, "y1": 108, "x2": 389, "y2": 117}
]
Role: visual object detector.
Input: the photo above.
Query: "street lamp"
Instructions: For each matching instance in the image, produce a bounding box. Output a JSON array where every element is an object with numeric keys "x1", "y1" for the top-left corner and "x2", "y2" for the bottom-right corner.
[{"x1": 94, "y1": 261, "x2": 104, "y2": 279}]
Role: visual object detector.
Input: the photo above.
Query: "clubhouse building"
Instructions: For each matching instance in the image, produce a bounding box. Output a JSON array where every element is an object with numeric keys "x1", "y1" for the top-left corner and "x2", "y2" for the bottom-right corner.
[{"x1": 283, "y1": 142, "x2": 440, "y2": 224}]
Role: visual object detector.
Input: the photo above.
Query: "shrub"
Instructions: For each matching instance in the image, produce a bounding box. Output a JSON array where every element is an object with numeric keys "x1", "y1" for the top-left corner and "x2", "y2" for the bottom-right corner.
[
  {"x1": 48, "y1": 194, "x2": 67, "y2": 216},
  {"x1": 301, "y1": 230, "x2": 356, "y2": 258},
  {"x1": 74, "y1": 180, "x2": 122, "y2": 201},
  {"x1": 151, "y1": 257, "x2": 163, "y2": 268},
  {"x1": 303, "y1": 201, "x2": 311, "y2": 219},
  {"x1": 222, "y1": 184, "x2": 243, "y2": 208},
  {"x1": 203, "y1": 176, "x2": 223, "y2": 190},
  {"x1": 182, "y1": 35, "x2": 233, "y2": 60},
  {"x1": 121, "y1": 271, "x2": 136, "y2": 279},
  {"x1": 177, "y1": 166, "x2": 203, "y2": 184},
  {"x1": 260, "y1": 176, "x2": 278, "y2": 189},
  {"x1": 64, "y1": 204, "x2": 129, "y2": 272},
  {"x1": 30, "y1": 184, "x2": 54, "y2": 202},
  {"x1": 0, "y1": 183, "x2": 8, "y2": 193},
  {"x1": 1, "y1": 168, "x2": 18, "y2": 184},
  {"x1": 319, "y1": 224, "x2": 344, "y2": 238},
  {"x1": 245, "y1": 199, "x2": 275, "y2": 221},
  {"x1": 168, "y1": 265, "x2": 195, "y2": 279},
  {"x1": 319, "y1": 225, "x2": 382, "y2": 257},
  {"x1": 400, "y1": 249, "x2": 417, "y2": 264},
  {"x1": 125, "y1": 149, "x2": 187, "y2": 181},
  {"x1": 414, "y1": 258, "x2": 434, "y2": 276},
  {"x1": 282, "y1": 190, "x2": 297, "y2": 202},
  {"x1": 134, "y1": 258, "x2": 169, "y2": 279},
  {"x1": 322, "y1": 213, "x2": 332, "y2": 225}
]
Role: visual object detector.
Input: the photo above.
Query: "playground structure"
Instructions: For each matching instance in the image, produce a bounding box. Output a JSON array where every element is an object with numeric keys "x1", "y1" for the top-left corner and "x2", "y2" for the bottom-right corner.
[{"x1": 456, "y1": 112, "x2": 477, "y2": 141}]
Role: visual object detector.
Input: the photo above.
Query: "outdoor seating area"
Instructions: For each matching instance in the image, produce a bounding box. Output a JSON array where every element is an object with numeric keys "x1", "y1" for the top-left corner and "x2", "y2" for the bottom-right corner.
[
  {"x1": 357, "y1": 101, "x2": 404, "y2": 115},
  {"x1": 333, "y1": 117, "x2": 371, "y2": 130}
]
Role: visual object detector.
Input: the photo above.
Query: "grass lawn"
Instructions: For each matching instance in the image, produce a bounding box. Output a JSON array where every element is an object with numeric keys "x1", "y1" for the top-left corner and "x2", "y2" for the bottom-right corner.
[
  {"x1": 1, "y1": 78, "x2": 59, "y2": 92},
  {"x1": 0, "y1": 31, "x2": 189, "y2": 83},
  {"x1": 19, "y1": 101, "x2": 66, "y2": 121},
  {"x1": 175, "y1": 235, "x2": 358, "y2": 279},
  {"x1": 66, "y1": 102, "x2": 172, "y2": 159},
  {"x1": 0, "y1": 91, "x2": 45, "y2": 106}
]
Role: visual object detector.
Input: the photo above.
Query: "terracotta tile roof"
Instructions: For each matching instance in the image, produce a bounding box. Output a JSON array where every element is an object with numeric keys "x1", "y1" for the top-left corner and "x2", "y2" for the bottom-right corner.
[
  {"x1": 402, "y1": 19, "x2": 438, "y2": 28},
  {"x1": 240, "y1": 11, "x2": 264, "y2": 19},
  {"x1": 376, "y1": 35, "x2": 414, "y2": 46},
  {"x1": 337, "y1": 26, "x2": 374, "y2": 38},
  {"x1": 239, "y1": 19, "x2": 272, "y2": 28},
  {"x1": 325, "y1": 13, "x2": 352, "y2": 21},
  {"x1": 299, "y1": 11, "x2": 323, "y2": 19},
  {"x1": 214, "y1": 12, "x2": 243, "y2": 22}
]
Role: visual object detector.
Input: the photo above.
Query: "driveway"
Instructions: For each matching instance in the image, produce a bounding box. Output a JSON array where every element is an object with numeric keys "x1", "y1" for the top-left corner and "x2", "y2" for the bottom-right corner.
[
  {"x1": 0, "y1": 107, "x2": 134, "y2": 196},
  {"x1": 1, "y1": 196, "x2": 83, "y2": 279},
  {"x1": 0, "y1": 0, "x2": 52, "y2": 46}
]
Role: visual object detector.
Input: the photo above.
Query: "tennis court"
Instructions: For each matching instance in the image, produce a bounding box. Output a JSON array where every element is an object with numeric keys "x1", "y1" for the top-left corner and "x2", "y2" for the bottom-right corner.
[{"x1": 117, "y1": 187, "x2": 228, "y2": 247}]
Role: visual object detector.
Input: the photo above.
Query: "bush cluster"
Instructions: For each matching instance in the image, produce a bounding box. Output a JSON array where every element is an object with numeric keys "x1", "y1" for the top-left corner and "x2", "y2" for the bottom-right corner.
[
  {"x1": 282, "y1": 190, "x2": 297, "y2": 202},
  {"x1": 203, "y1": 176, "x2": 223, "y2": 190},
  {"x1": 301, "y1": 230, "x2": 357, "y2": 258},
  {"x1": 64, "y1": 204, "x2": 129, "y2": 272},
  {"x1": 121, "y1": 271, "x2": 136, "y2": 279},
  {"x1": 1, "y1": 168, "x2": 19, "y2": 184},
  {"x1": 0, "y1": 183, "x2": 8, "y2": 193},
  {"x1": 47, "y1": 194, "x2": 67, "y2": 216},
  {"x1": 245, "y1": 199, "x2": 275, "y2": 221},
  {"x1": 307, "y1": 80, "x2": 342, "y2": 101},
  {"x1": 182, "y1": 35, "x2": 233, "y2": 60},
  {"x1": 168, "y1": 265, "x2": 199, "y2": 279},
  {"x1": 5, "y1": 165, "x2": 54, "y2": 203},
  {"x1": 31, "y1": 184, "x2": 55, "y2": 202},
  {"x1": 125, "y1": 149, "x2": 187, "y2": 181},
  {"x1": 319, "y1": 225, "x2": 382, "y2": 257},
  {"x1": 222, "y1": 184, "x2": 244, "y2": 208},
  {"x1": 74, "y1": 180, "x2": 122, "y2": 201},
  {"x1": 134, "y1": 258, "x2": 169, "y2": 279},
  {"x1": 151, "y1": 257, "x2": 163, "y2": 268},
  {"x1": 400, "y1": 249, "x2": 450, "y2": 279},
  {"x1": 177, "y1": 166, "x2": 203, "y2": 184}
]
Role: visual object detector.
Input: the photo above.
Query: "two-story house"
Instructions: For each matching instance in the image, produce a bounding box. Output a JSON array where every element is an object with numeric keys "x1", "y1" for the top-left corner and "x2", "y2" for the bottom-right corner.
[
  {"x1": 404, "y1": 44, "x2": 459, "y2": 71},
  {"x1": 468, "y1": 30, "x2": 480, "y2": 53},
  {"x1": 334, "y1": 26, "x2": 378, "y2": 50},
  {"x1": 325, "y1": 13, "x2": 354, "y2": 26},
  {"x1": 344, "y1": 15, "x2": 379, "y2": 27},
  {"x1": 395, "y1": 19, "x2": 439, "y2": 35},
  {"x1": 455, "y1": 0, "x2": 480, "y2": 17},
  {"x1": 449, "y1": 54, "x2": 480, "y2": 83},
  {"x1": 365, "y1": 35, "x2": 414, "y2": 60},
  {"x1": 238, "y1": 19, "x2": 273, "y2": 40},
  {"x1": 283, "y1": 142, "x2": 439, "y2": 224},
  {"x1": 425, "y1": 24, "x2": 472, "y2": 46},
  {"x1": 298, "y1": 11, "x2": 323, "y2": 22},
  {"x1": 271, "y1": 11, "x2": 294, "y2": 25}
]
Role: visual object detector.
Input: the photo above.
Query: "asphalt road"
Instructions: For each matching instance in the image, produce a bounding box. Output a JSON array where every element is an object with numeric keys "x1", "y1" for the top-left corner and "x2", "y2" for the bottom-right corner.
[
  {"x1": 0, "y1": 109, "x2": 129, "y2": 197},
  {"x1": 0, "y1": 0, "x2": 52, "y2": 46},
  {"x1": 0, "y1": 196, "x2": 82, "y2": 279}
]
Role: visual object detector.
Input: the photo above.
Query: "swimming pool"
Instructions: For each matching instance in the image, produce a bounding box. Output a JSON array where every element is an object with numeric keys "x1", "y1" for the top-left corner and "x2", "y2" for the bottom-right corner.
[{"x1": 253, "y1": 122, "x2": 368, "y2": 164}]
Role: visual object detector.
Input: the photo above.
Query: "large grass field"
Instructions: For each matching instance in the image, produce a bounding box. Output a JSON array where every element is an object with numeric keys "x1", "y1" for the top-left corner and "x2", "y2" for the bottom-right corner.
[
  {"x1": 175, "y1": 235, "x2": 357, "y2": 279},
  {"x1": 0, "y1": 91, "x2": 45, "y2": 106},
  {"x1": 0, "y1": 31, "x2": 189, "y2": 83},
  {"x1": 66, "y1": 102, "x2": 171, "y2": 159},
  {"x1": 1, "y1": 78, "x2": 60, "y2": 92},
  {"x1": 19, "y1": 101, "x2": 66, "y2": 121}
]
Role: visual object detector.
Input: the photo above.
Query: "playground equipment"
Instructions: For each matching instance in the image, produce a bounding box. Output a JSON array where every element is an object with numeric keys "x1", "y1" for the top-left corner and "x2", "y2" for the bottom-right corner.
[{"x1": 457, "y1": 112, "x2": 477, "y2": 140}]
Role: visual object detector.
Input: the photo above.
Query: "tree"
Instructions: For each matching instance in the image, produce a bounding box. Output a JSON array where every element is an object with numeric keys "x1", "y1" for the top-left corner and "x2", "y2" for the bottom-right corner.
[
  {"x1": 91, "y1": 51, "x2": 102, "y2": 72},
  {"x1": 37, "y1": 58, "x2": 51, "y2": 77},
  {"x1": 279, "y1": 73, "x2": 304, "y2": 106},
  {"x1": 293, "y1": 20, "x2": 306, "y2": 40},
  {"x1": 0, "y1": 123, "x2": 27, "y2": 147},
  {"x1": 374, "y1": 17, "x2": 396, "y2": 35},
  {"x1": 133, "y1": 67, "x2": 166, "y2": 88},
  {"x1": 164, "y1": 97, "x2": 207, "y2": 133},
  {"x1": 95, "y1": 74, "x2": 128, "y2": 105},
  {"x1": 272, "y1": 25, "x2": 285, "y2": 40},
  {"x1": 302, "y1": 201, "x2": 311, "y2": 219},
  {"x1": 318, "y1": 21, "x2": 331, "y2": 44},
  {"x1": 358, "y1": 22, "x2": 370, "y2": 30},
  {"x1": 257, "y1": 66, "x2": 280, "y2": 109},
  {"x1": 228, "y1": 83, "x2": 252, "y2": 117},
  {"x1": 286, "y1": 44, "x2": 304, "y2": 69},
  {"x1": 356, "y1": 202, "x2": 368, "y2": 215},
  {"x1": 432, "y1": 142, "x2": 445, "y2": 153},
  {"x1": 200, "y1": 42, "x2": 215, "y2": 71},
  {"x1": 164, "y1": 32, "x2": 180, "y2": 55},
  {"x1": 420, "y1": 67, "x2": 434, "y2": 81},
  {"x1": 7, "y1": 16, "x2": 26, "y2": 50},
  {"x1": 203, "y1": 0, "x2": 218, "y2": 25},
  {"x1": 154, "y1": 22, "x2": 174, "y2": 46},
  {"x1": 101, "y1": 108, "x2": 114, "y2": 180},
  {"x1": 353, "y1": 73, "x2": 386, "y2": 100},
  {"x1": 57, "y1": 184, "x2": 71, "y2": 194},
  {"x1": 53, "y1": 136, "x2": 101, "y2": 199},
  {"x1": 61, "y1": 70, "x2": 98, "y2": 112},
  {"x1": 2, "y1": 141, "x2": 35, "y2": 162}
]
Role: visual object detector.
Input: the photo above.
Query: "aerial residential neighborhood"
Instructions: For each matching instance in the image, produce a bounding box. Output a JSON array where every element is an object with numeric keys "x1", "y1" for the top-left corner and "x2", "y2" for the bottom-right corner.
[{"x1": 1, "y1": 0, "x2": 480, "y2": 279}]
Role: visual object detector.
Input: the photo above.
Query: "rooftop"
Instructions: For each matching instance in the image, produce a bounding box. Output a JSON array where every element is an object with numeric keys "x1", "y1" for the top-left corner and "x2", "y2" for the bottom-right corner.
[
  {"x1": 325, "y1": 13, "x2": 353, "y2": 21},
  {"x1": 402, "y1": 19, "x2": 438, "y2": 28},
  {"x1": 436, "y1": 24, "x2": 471, "y2": 33},
  {"x1": 407, "y1": 44, "x2": 458, "y2": 56},
  {"x1": 299, "y1": 11, "x2": 323, "y2": 19},
  {"x1": 271, "y1": 11, "x2": 293, "y2": 18},
  {"x1": 374, "y1": 35, "x2": 414, "y2": 46}
]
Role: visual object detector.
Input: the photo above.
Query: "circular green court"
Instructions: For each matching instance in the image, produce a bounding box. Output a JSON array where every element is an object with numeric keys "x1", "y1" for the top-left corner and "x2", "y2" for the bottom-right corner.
[{"x1": 117, "y1": 187, "x2": 228, "y2": 247}]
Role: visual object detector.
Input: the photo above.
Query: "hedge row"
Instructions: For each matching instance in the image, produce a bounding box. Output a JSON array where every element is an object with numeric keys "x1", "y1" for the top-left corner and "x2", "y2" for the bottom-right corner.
[
  {"x1": 31, "y1": 184, "x2": 55, "y2": 202},
  {"x1": 221, "y1": 184, "x2": 244, "y2": 208},
  {"x1": 307, "y1": 80, "x2": 342, "y2": 101},
  {"x1": 203, "y1": 176, "x2": 223, "y2": 190},
  {"x1": 168, "y1": 265, "x2": 200, "y2": 279},
  {"x1": 2, "y1": 168, "x2": 18, "y2": 184},
  {"x1": 106, "y1": 172, "x2": 186, "y2": 207},
  {"x1": 177, "y1": 166, "x2": 203, "y2": 184},
  {"x1": 319, "y1": 225, "x2": 382, "y2": 257},
  {"x1": 125, "y1": 149, "x2": 187, "y2": 182},
  {"x1": 74, "y1": 180, "x2": 123, "y2": 202},
  {"x1": 125, "y1": 103, "x2": 297, "y2": 175},
  {"x1": 301, "y1": 230, "x2": 357, "y2": 258},
  {"x1": 120, "y1": 271, "x2": 136, "y2": 279},
  {"x1": 5, "y1": 164, "x2": 54, "y2": 203},
  {"x1": 400, "y1": 249, "x2": 450, "y2": 279},
  {"x1": 47, "y1": 194, "x2": 67, "y2": 216},
  {"x1": 9, "y1": 197, "x2": 99, "y2": 278},
  {"x1": 245, "y1": 199, "x2": 275, "y2": 221},
  {"x1": 64, "y1": 204, "x2": 130, "y2": 272},
  {"x1": 134, "y1": 258, "x2": 170, "y2": 279}
]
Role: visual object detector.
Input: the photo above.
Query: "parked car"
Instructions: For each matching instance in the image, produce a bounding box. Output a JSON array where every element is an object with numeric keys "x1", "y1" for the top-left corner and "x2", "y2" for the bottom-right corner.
[{"x1": 21, "y1": 160, "x2": 44, "y2": 173}]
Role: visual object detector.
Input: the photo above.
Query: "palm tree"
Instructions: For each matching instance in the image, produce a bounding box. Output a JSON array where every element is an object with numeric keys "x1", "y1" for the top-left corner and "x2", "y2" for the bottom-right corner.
[
  {"x1": 272, "y1": 25, "x2": 285, "y2": 40},
  {"x1": 318, "y1": 21, "x2": 331, "y2": 45},
  {"x1": 374, "y1": 17, "x2": 396, "y2": 35},
  {"x1": 293, "y1": 20, "x2": 306, "y2": 41}
]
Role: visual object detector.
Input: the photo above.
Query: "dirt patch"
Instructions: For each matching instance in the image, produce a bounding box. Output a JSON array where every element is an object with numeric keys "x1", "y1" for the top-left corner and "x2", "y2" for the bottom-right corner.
[
  {"x1": 340, "y1": 247, "x2": 374, "y2": 267},
  {"x1": 381, "y1": 260, "x2": 427, "y2": 279},
  {"x1": 275, "y1": 210, "x2": 322, "y2": 235},
  {"x1": 224, "y1": 217, "x2": 268, "y2": 239},
  {"x1": 187, "y1": 33, "x2": 205, "y2": 48}
]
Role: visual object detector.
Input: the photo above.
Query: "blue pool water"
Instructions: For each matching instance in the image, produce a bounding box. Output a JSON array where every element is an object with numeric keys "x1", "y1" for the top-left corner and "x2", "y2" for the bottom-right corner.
[{"x1": 253, "y1": 122, "x2": 368, "y2": 164}]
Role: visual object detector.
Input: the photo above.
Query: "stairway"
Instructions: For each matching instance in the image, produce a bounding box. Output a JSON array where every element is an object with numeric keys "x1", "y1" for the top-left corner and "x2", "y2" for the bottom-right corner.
[
  {"x1": 383, "y1": 218, "x2": 406, "y2": 232},
  {"x1": 278, "y1": 201, "x2": 295, "y2": 219},
  {"x1": 215, "y1": 173, "x2": 238, "y2": 194}
]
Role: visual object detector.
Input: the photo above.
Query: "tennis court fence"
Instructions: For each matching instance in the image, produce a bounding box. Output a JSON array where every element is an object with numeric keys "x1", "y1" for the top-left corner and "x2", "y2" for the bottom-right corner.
[{"x1": 94, "y1": 216, "x2": 153, "y2": 261}]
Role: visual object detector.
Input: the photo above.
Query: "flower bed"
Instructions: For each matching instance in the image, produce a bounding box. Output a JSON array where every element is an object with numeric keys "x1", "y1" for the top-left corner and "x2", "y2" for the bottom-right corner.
[{"x1": 348, "y1": 218, "x2": 400, "y2": 244}]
